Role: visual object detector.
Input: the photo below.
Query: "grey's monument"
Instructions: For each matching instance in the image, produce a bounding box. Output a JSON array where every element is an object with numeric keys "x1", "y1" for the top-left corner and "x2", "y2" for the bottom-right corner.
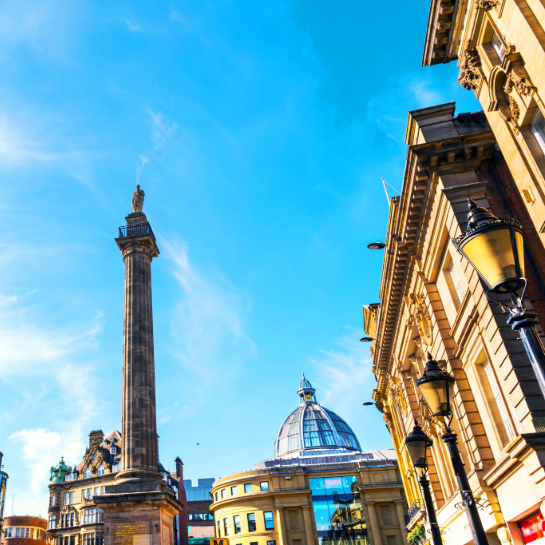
[{"x1": 95, "y1": 186, "x2": 182, "y2": 545}]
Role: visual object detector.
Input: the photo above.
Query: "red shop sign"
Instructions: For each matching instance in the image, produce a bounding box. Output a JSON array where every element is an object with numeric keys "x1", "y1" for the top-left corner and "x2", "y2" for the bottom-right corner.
[{"x1": 520, "y1": 511, "x2": 545, "y2": 544}]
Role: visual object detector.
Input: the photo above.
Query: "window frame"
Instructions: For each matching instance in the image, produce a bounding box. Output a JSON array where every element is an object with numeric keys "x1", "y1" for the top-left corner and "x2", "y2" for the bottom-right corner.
[
  {"x1": 234, "y1": 515, "x2": 241, "y2": 534},
  {"x1": 247, "y1": 513, "x2": 256, "y2": 532},
  {"x1": 264, "y1": 511, "x2": 275, "y2": 530},
  {"x1": 531, "y1": 109, "x2": 545, "y2": 155},
  {"x1": 260, "y1": 481, "x2": 270, "y2": 491},
  {"x1": 244, "y1": 483, "x2": 252, "y2": 493},
  {"x1": 231, "y1": 486, "x2": 237, "y2": 496}
]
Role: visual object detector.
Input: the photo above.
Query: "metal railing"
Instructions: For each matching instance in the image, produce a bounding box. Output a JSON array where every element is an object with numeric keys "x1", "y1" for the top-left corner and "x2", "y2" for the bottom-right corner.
[
  {"x1": 404, "y1": 500, "x2": 424, "y2": 527},
  {"x1": 118, "y1": 222, "x2": 155, "y2": 241}
]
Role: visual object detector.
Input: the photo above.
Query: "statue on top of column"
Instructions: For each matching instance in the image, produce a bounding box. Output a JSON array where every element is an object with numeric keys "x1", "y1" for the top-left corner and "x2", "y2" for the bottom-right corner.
[{"x1": 132, "y1": 184, "x2": 145, "y2": 213}]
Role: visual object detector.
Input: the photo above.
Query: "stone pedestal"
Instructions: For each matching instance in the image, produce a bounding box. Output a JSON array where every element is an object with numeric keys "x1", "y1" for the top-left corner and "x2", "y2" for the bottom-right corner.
[
  {"x1": 99, "y1": 481, "x2": 180, "y2": 545},
  {"x1": 96, "y1": 201, "x2": 182, "y2": 545}
]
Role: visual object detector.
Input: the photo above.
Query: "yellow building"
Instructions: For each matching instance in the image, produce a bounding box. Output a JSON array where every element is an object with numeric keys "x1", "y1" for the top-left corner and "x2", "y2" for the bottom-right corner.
[
  {"x1": 423, "y1": 0, "x2": 545, "y2": 243},
  {"x1": 367, "y1": 101, "x2": 545, "y2": 544},
  {"x1": 210, "y1": 377, "x2": 408, "y2": 545}
]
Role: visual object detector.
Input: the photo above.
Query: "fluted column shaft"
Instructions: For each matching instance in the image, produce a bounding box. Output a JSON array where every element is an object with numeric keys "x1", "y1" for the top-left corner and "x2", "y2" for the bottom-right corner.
[{"x1": 121, "y1": 244, "x2": 158, "y2": 472}]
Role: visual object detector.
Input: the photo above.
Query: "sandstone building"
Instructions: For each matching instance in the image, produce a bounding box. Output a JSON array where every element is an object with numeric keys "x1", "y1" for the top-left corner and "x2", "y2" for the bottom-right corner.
[
  {"x1": 366, "y1": 102, "x2": 545, "y2": 544},
  {"x1": 46, "y1": 431, "x2": 183, "y2": 545},
  {"x1": 423, "y1": 0, "x2": 545, "y2": 246},
  {"x1": 210, "y1": 376, "x2": 408, "y2": 545}
]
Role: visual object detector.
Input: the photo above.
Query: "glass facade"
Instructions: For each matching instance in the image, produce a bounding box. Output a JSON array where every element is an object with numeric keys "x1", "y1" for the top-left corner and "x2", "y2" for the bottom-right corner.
[{"x1": 310, "y1": 476, "x2": 368, "y2": 545}]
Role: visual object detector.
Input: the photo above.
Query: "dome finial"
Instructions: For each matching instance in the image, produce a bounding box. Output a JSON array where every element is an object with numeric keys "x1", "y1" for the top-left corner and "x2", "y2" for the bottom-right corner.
[{"x1": 298, "y1": 373, "x2": 316, "y2": 403}]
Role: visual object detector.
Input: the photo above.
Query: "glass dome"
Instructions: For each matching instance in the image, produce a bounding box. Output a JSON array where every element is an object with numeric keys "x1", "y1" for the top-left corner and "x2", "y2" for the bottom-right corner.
[{"x1": 274, "y1": 375, "x2": 362, "y2": 458}]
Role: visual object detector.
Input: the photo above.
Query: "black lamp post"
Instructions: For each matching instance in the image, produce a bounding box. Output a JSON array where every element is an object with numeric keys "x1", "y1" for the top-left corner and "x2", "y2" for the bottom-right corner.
[
  {"x1": 416, "y1": 354, "x2": 489, "y2": 545},
  {"x1": 405, "y1": 423, "x2": 443, "y2": 545},
  {"x1": 452, "y1": 198, "x2": 545, "y2": 398}
]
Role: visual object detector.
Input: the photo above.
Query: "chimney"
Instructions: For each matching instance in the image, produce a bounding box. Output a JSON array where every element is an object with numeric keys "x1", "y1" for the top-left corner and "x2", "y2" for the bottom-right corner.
[
  {"x1": 175, "y1": 457, "x2": 183, "y2": 481},
  {"x1": 89, "y1": 430, "x2": 104, "y2": 448}
]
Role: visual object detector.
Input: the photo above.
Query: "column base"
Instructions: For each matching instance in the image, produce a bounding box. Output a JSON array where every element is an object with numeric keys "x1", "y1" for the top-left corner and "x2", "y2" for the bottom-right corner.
[
  {"x1": 114, "y1": 468, "x2": 163, "y2": 485},
  {"x1": 96, "y1": 481, "x2": 182, "y2": 545}
]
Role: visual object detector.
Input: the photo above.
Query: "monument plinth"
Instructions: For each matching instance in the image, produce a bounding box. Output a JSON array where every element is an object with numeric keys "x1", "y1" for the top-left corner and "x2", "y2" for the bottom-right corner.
[{"x1": 96, "y1": 186, "x2": 182, "y2": 545}]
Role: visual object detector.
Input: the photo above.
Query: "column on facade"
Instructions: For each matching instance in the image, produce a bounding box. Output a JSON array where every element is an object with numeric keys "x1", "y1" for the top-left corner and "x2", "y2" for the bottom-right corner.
[
  {"x1": 301, "y1": 505, "x2": 315, "y2": 545},
  {"x1": 275, "y1": 507, "x2": 287, "y2": 545},
  {"x1": 428, "y1": 430, "x2": 454, "y2": 500},
  {"x1": 365, "y1": 502, "x2": 383, "y2": 545},
  {"x1": 393, "y1": 501, "x2": 408, "y2": 544}
]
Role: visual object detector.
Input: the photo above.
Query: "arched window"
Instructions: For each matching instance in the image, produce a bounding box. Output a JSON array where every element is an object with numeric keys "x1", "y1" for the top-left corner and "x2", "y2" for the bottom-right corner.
[
  {"x1": 98, "y1": 465, "x2": 104, "y2": 476},
  {"x1": 84, "y1": 468, "x2": 91, "y2": 479}
]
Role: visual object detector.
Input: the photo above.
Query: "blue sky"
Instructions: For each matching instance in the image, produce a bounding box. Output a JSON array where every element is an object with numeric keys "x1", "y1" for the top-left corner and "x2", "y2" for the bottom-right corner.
[{"x1": 0, "y1": 0, "x2": 480, "y2": 515}]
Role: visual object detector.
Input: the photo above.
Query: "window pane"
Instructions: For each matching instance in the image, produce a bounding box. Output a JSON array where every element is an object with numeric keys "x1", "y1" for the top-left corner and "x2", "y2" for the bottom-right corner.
[
  {"x1": 260, "y1": 482, "x2": 269, "y2": 491},
  {"x1": 234, "y1": 515, "x2": 241, "y2": 534},
  {"x1": 244, "y1": 484, "x2": 252, "y2": 493},
  {"x1": 223, "y1": 518, "x2": 229, "y2": 536},
  {"x1": 491, "y1": 32, "x2": 505, "y2": 61},
  {"x1": 532, "y1": 109, "x2": 545, "y2": 155},
  {"x1": 264, "y1": 511, "x2": 274, "y2": 530},
  {"x1": 247, "y1": 513, "x2": 256, "y2": 532},
  {"x1": 231, "y1": 486, "x2": 237, "y2": 495}
]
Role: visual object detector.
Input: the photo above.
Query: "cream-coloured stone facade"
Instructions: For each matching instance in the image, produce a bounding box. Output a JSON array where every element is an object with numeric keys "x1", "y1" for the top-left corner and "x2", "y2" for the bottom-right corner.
[
  {"x1": 424, "y1": 0, "x2": 545, "y2": 245},
  {"x1": 368, "y1": 102, "x2": 545, "y2": 544}
]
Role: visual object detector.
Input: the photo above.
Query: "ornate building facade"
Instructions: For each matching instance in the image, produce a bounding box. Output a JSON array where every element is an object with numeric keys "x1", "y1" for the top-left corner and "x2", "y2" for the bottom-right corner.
[
  {"x1": 210, "y1": 377, "x2": 408, "y2": 545},
  {"x1": 366, "y1": 102, "x2": 545, "y2": 544},
  {"x1": 46, "y1": 431, "x2": 183, "y2": 545},
  {"x1": 423, "y1": 0, "x2": 545, "y2": 245}
]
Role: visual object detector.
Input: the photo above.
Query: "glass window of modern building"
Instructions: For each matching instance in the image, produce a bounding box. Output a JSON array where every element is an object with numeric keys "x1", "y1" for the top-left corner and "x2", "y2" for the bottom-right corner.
[
  {"x1": 234, "y1": 515, "x2": 241, "y2": 534},
  {"x1": 247, "y1": 513, "x2": 256, "y2": 532},
  {"x1": 309, "y1": 476, "x2": 367, "y2": 544},
  {"x1": 244, "y1": 483, "x2": 252, "y2": 493},
  {"x1": 260, "y1": 481, "x2": 269, "y2": 491},
  {"x1": 231, "y1": 486, "x2": 237, "y2": 495},
  {"x1": 264, "y1": 511, "x2": 274, "y2": 530}
]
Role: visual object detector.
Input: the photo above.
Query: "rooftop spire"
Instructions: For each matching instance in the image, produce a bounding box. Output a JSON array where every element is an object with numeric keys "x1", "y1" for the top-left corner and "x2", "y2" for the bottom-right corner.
[{"x1": 298, "y1": 373, "x2": 316, "y2": 403}]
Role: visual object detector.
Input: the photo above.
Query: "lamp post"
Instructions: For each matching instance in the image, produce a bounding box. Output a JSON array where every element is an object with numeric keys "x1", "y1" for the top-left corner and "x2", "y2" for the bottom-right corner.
[
  {"x1": 452, "y1": 198, "x2": 545, "y2": 398},
  {"x1": 416, "y1": 354, "x2": 489, "y2": 545},
  {"x1": 405, "y1": 423, "x2": 443, "y2": 545}
]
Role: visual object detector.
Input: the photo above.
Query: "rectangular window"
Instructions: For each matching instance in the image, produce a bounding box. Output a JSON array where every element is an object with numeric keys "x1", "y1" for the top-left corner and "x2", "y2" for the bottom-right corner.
[
  {"x1": 223, "y1": 518, "x2": 229, "y2": 536},
  {"x1": 491, "y1": 31, "x2": 506, "y2": 61},
  {"x1": 96, "y1": 533, "x2": 104, "y2": 545},
  {"x1": 5, "y1": 528, "x2": 12, "y2": 538},
  {"x1": 216, "y1": 521, "x2": 221, "y2": 538},
  {"x1": 65, "y1": 492, "x2": 70, "y2": 505},
  {"x1": 97, "y1": 509, "x2": 104, "y2": 523},
  {"x1": 221, "y1": 489, "x2": 225, "y2": 499},
  {"x1": 15, "y1": 528, "x2": 21, "y2": 537},
  {"x1": 532, "y1": 109, "x2": 545, "y2": 155},
  {"x1": 244, "y1": 483, "x2": 252, "y2": 493},
  {"x1": 447, "y1": 259, "x2": 466, "y2": 302},
  {"x1": 71, "y1": 513, "x2": 75, "y2": 527},
  {"x1": 101, "y1": 487, "x2": 105, "y2": 495},
  {"x1": 215, "y1": 492, "x2": 218, "y2": 501},
  {"x1": 49, "y1": 516, "x2": 57, "y2": 530},
  {"x1": 84, "y1": 509, "x2": 96, "y2": 525},
  {"x1": 94, "y1": 487, "x2": 99, "y2": 497},
  {"x1": 264, "y1": 511, "x2": 274, "y2": 530},
  {"x1": 267, "y1": 542, "x2": 277, "y2": 545},
  {"x1": 247, "y1": 513, "x2": 256, "y2": 532},
  {"x1": 70, "y1": 491, "x2": 75, "y2": 504},
  {"x1": 88, "y1": 488, "x2": 93, "y2": 500},
  {"x1": 231, "y1": 486, "x2": 237, "y2": 496},
  {"x1": 234, "y1": 515, "x2": 241, "y2": 534},
  {"x1": 71, "y1": 536, "x2": 76, "y2": 545},
  {"x1": 482, "y1": 357, "x2": 517, "y2": 441},
  {"x1": 260, "y1": 481, "x2": 269, "y2": 491}
]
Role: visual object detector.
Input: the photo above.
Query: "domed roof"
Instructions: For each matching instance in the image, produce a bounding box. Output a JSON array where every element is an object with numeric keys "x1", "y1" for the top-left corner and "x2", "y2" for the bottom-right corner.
[{"x1": 274, "y1": 375, "x2": 362, "y2": 458}]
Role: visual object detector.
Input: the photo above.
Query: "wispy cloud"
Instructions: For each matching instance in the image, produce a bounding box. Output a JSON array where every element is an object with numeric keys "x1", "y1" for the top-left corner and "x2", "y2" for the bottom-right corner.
[
  {"x1": 125, "y1": 18, "x2": 140, "y2": 32},
  {"x1": 410, "y1": 80, "x2": 444, "y2": 108},
  {"x1": 310, "y1": 330, "x2": 374, "y2": 427},
  {"x1": 0, "y1": 293, "x2": 104, "y2": 515},
  {"x1": 148, "y1": 109, "x2": 178, "y2": 150},
  {"x1": 162, "y1": 240, "x2": 256, "y2": 389}
]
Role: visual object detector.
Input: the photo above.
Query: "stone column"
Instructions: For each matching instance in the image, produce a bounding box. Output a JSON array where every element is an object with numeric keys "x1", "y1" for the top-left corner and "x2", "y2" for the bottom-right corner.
[
  {"x1": 393, "y1": 501, "x2": 408, "y2": 544},
  {"x1": 366, "y1": 502, "x2": 383, "y2": 545},
  {"x1": 115, "y1": 211, "x2": 160, "y2": 483},
  {"x1": 301, "y1": 505, "x2": 315, "y2": 545},
  {"x1": 275, "y1": 507, "x2": 288, "y2": 545}
]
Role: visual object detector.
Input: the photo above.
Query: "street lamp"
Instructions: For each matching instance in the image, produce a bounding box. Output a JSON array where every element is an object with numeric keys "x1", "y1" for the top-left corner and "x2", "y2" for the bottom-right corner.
[
  {"x1": 360, "y1": 336, "x2": 374, "y2": 343},
  {"x1": 452, "y1": 198, "x2": 545, "y2": 398},
  {"x1": 405, "y1": 423, "x2": 442, "y2": 545},
  {"x1": 416, "y1": 354, "x2": 489, "y2": 545}
]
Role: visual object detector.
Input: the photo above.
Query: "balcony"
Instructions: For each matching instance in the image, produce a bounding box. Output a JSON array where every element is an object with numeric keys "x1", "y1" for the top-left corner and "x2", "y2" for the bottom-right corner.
[
  {"x1": 404, "y1": 500, "x2": 425, "y2": 529},
  {"x1": 118, "y1": 222, "x2": 155, "y2": 241}
]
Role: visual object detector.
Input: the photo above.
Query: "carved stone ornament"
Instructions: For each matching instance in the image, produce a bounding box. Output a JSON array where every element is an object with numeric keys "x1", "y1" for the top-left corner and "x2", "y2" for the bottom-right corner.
[
  {"x1": 390, "y1": 377, "x2": 408, "y2": 417},
  {"x1": 509, "y1": 96, "x2": 520, "y2": 122},
  {"x1": 410, "y1": 293, "x2": 433, "y2": 346},
  {"x1": 475, "y1": 0, "x2": 500, "y2": 9},
  {"x1": 458, "y1": 49, "x2": 482, "y2": 91}
]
